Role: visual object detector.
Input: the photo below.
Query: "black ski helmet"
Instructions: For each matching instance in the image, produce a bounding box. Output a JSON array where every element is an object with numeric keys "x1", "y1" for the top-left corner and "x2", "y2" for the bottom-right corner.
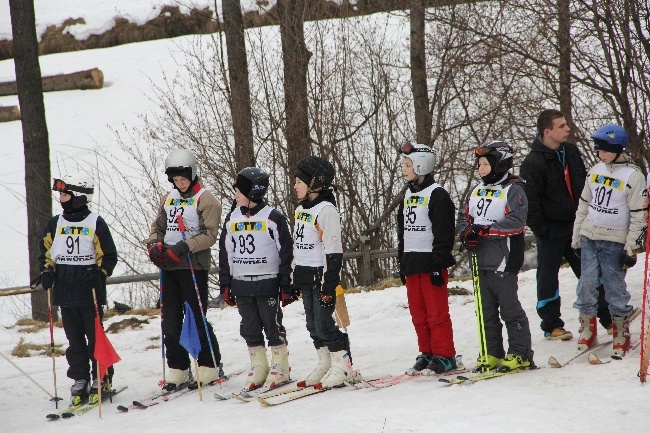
[
  {"x1": 474, "y1": 140, "x2": 514, "y2": 184},
  {"x1": 294, "y1": 156, "x2": 335, "y2": 191},
  {"x1": 234, "y1": 167, "x2": 270, "y2": 202}
]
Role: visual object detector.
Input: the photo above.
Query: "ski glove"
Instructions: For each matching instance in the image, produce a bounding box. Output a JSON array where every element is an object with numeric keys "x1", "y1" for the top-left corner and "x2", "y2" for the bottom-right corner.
[
  {"x1": 470, "y1": 224, "x2": 491, "y2": 237},
  {"x1": 84, "y1": 265, "x2": 105, "y2": 289},
  {"x1": 220, "y1": 285, "x2": 236, "y2": 306},
  {"x1": 399, "y1": 273, "x2": 406, "y2": 285},
  {"x1": 148, "y1": 242, "x2": 166, "y2": 268},
  {"x1": 281, "y1": 285, "x2": 300, "y2": 308},
  {"x1": 39, "y1": 269, "x2": 55, "y2": 291},
  {"x1": 430, "y1": 269, "x2": 445, "y2": 287},
  {"x1": 163, "y1": 241, "x2": 190, "y2": 266},
  {"x1": 459, "y1": 225, "x2": 478, "y2": 251},
  {"x1": 621, "y1": 250, "x2": 637, "y2": 270}
]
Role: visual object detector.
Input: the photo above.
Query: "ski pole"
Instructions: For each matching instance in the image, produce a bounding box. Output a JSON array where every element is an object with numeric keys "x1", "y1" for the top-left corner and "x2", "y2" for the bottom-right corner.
[
  {"x1": 639, "y1": 213, "x2": 650, "y2": 382},
  {"x1": 0, "y1": 350, "x2": 56, "y2": 400},
  {"x1": 159, "y1": 269, "x2": 166, "y2": 383},
  {"x1": 176, "y1": 214, "x2": 219, "y2": 373},
  {"x1": 46, "y1": 289, "x2": 62, "y2": 407},
  {"x1": 471, "y1": 252, "x2": 488, "y2": 369}
]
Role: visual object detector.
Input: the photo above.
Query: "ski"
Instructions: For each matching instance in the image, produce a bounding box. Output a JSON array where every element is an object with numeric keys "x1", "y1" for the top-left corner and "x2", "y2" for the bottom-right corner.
[
  {"x1": 47, "y1": 386, "x2": 127, "y2": 420},
  {"x1": 257, "y1": 386, "x2": 326, "y2": 406},
  {"x1": 354, "y1": 368, "x2": 469, "y2": 389},
  {"x1": 231, "y1": 380, "x2": 297, "y2": 402},
  {"x1": 119, "y1": 369, "x2": 245, "y2": 411},
  {"x1": 549, "y1": 308, "x2": 641, "y2": 368},
  {"x1": 437, "y1": 367, "x2": 535, "y2": 385},
  {"x1": 588, "y1": 352, "x2": 610, "y2": 365}
]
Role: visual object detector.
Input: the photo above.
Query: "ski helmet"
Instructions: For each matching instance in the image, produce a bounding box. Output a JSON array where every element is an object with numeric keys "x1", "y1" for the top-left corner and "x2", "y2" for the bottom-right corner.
[
  {"x1": 294, "y1": 156, "x2": 335, "y2": 191},
  {"x1": 399, "y1": 142, "x2": 436, "y2": 176},
  {"x1": 474, "y1": 140, "x2": 514, "y2": 184},
  {"x1": 234, "y1": 167, "x2": 269, "y2": 202},
  {"x1": 591, "y1": 124, "x2": 628, "y2": 154},
  {"x1": 52, "y1": 173, "x2": 95, "y2": 209},
  {"x1": 165, "y1": 149, "x2": 197, "y2": 182}
]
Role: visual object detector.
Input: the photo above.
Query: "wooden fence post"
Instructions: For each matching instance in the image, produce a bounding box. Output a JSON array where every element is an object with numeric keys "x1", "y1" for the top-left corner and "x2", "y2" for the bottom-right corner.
[{"x1": 359, "y1": 236, "x2": 372, "y2": 286}]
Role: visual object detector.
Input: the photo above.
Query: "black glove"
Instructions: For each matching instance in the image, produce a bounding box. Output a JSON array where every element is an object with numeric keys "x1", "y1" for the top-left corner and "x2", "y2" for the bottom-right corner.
[
  {"x1": 573, "y1": 248, "x2": 581, "y2": 258},
  {"x1": 459, "y1": 225, "x2": 479, "y2": 251},
  {"x1": 430, "y1": 269, "x2": 445, "y2": 287},
  {"x1": 621, "y1": 250, "x2": 637, "y2": 270},
  {"x1": 163, "y1": 241, "x2": 190, "y2": 266},
  {"x1": 220, "y1": 285, "x2": 236, "y2": 306},
  {"x1": 399, "y1": 273, "x2": 406, "y2": 285},
  {"x1": 281, "y1": 285, "x2": 300, "y2": 308},
  {"x1": 84, "y1": 265, "x2": 105, "y2": 289},
  {"x1": 148, "y1": 242, "x2": 166, "y2": 268},
  {"x1": 39, "y1": 269, "x2": 55, "y2": 291},
  {"x1": 471, "y1": 224, "x2": 491, "y2": 237}
]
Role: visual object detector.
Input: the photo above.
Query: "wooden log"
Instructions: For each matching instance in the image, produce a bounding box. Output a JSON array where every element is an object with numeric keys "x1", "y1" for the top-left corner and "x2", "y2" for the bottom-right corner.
[
  {"x1": 0, "y1": 105, "x2": 20, "y2": 122},
  {"x1": 0, "y1": 68, "x2": 103, "y2": 97}
]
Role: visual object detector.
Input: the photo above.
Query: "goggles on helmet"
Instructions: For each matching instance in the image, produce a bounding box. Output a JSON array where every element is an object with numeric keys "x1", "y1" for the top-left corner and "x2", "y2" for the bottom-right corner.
[
  {"x1": 52, "y1": 179, "x2": 94, "y2": 195},
  {"x1": 474, "y1": 147, "x2": 490, "y2": 157},
  {"x1": 399, "y1": 141, "x2": 432, "y2": 155}
]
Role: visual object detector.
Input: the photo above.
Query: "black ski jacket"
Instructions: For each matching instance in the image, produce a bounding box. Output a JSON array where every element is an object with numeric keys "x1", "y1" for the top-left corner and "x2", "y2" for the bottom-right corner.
[{"x1": 519, "y1": 137, "x2": 587, "y2": 238}]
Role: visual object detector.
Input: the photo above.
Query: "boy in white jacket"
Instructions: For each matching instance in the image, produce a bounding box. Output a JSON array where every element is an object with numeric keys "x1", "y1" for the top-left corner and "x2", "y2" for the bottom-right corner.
[{"x1": 572, "y1": 124, "x2": 647, "y2": 358}]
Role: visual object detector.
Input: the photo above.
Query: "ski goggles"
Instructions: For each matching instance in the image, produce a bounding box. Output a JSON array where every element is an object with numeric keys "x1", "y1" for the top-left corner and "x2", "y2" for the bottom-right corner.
[
  {"x1": 474, "y1": 146, "x2": 490, "y2": 157},
  {"x1": 52, "y1": 178, "x2": 94, "y2": 195},
  {"x1": 398, "y1": 141, "x2": 432, "y2": 155}
]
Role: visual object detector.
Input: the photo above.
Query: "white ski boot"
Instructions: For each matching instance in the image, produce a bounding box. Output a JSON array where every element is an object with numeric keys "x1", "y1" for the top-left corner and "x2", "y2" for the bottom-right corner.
[
  {"x1": 316, "y1": 350, "x2": 353, "y2": 389},
  {"x1": 163, "y1": 368, "x2": 191, "y2": 391},
  {"x1": 245, "y1": 346, "x2": 269, "y2": 391},
  {"x1": 263, "y1": 344, "x2": 290, "y2": 389},
  {"x1": 297, "y1": 346, "x2": 330, "y2": 388},
  {"x1": 612, "y1": 316, "x2": 631, "y2": 358},
  {"x1": 577, "y1": 314, "x2": 597, "y2": 352}
]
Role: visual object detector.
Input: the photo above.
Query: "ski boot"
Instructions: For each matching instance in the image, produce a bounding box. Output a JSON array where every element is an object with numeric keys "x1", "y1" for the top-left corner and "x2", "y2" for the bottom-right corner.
[
  {"x1": 473, "y1": 354, "x2": 501, "y2": 372},
  {"x1": 189, "y1": 363, "x2": 224, "y2": 390},
  {"x1": 612, "y1": 316, "x2": 631, "y2": 359},
  {"x1": 70, "y1": 379, "x2": 89, "y2": 405},
  {"x1": 263, "y1": 344, "x2": 290, "y2": 389},
  {"x1": 298, "y1": 346, "x2": 330, "y2": 387},
  {"x1": 162, "y1": 368, "x2": 191, "y2": 391},
  {"x1": 499, "y1": 354, "x2": 531, "y2": 371},
  {"x1": 426, "y1": 355, "x2": 457, "y2": 374},
  {"x1": 245, "y1": 346, "x2": 269, "y2": 391},
  {"x1": 406, "y1": 352, "x2": 432, "y2": 375},
  {"x1": 577, "y1": 314, "x2": 597, "y2": 352},
  {"x1": 316, "y1": 350, "x2": 353, "y2": 389},
  {"x1": 88, "y1": 378, "x2": 111, "y2": 405}
]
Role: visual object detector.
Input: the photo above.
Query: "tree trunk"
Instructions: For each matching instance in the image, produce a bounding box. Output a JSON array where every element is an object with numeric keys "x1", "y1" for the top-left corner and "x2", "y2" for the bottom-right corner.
[
  {"x1": 277, "y1": 0, "x2": 312, "y2": 174},
  {"x1": 410, "y1": 0, "x2": 431, "y2": 146},
  {"x1": 222, "y1": 0, "x2": 256, "y2": 170},
  {"x1": 557, "y1": 0, "x2": 573, "y2": 138},
  {"x1": 9, "y1": 0, "x2": 53, "y2": 322}
]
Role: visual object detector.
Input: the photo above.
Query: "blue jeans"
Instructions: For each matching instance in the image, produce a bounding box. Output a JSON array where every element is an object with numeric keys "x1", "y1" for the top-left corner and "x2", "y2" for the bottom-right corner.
[
  {"x1": 299, "y1": 283, "x2": 347, "y2": 352},
  {"x1": 573, "y1": 237, "x2": 633, "y2": 318}
]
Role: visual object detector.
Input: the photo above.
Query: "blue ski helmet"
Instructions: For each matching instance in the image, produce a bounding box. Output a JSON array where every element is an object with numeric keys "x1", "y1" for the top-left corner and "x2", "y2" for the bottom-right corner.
[{"x1": 591, "y1": 124, "x2": 628, "y2": 153}]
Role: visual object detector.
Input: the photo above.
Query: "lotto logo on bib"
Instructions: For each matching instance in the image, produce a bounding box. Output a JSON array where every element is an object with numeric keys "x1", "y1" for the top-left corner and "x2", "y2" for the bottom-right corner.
[
  {"x1": 231, "y1": 221, "x2": 267, "y2": 232},
  {"x1": 59, "y1": 226, "x2": 94, "y2": 237},
  {"x1": 404, "y1": 196, "x2": 429, "y2": 206},
  {"x1": 165, "y1": 197, "x2": 197, "y2": 207},
  {"x1": 472, "y1": 188, "x2": 504, "y2": 199},
  {"x1": 295, "y1": 211, "x2": 315, "y2": 224},
  {"x1": 590, "y1": 174, "x2": 625, "y2": 190}
]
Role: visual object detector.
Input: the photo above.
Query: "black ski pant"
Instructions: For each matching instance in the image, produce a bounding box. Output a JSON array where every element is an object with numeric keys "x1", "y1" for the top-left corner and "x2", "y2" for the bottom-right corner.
[
  {"x1": 478, "y1": 271, "x2": 532, "y2": 361},
  {"x1": 236, "y1": 295, "x2": 286, "y2": 347},
  {"x1": 298, "y1": 283, "x2": 347, "y2": 353},
  {"x1": 535, "y1": 221, "x2": 610, "y2": 332},
  {"x1": 61, "y1": 305, "x2": 114, "y2": 383},
  {"x1": 161, "y1": 269, "x2": 221, "y2": 370}
]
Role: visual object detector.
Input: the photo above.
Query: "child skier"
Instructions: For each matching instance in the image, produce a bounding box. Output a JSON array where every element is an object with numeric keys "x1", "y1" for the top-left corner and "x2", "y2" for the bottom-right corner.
[
  {"x1": 218, "y1": 167, "x2": 293, "y2": 392},
  {"x1": 397, "y1": 142, "x2": 458, "y2": 375},
  {"x1": 145, "y1": 148, "x2": 223, "y2": 390},
  {"x1": 572, "y1": 124, "x2": 647, "y2": 358},
  {"x1": 38, "y1": 173, "x2": 118, "y2": 404},
  {"x1": 457, "y1": 141, "x2": 533, "y2": 371},
  {"x1": 292, "y1": 156, "x2": 351, "y2": 389}
]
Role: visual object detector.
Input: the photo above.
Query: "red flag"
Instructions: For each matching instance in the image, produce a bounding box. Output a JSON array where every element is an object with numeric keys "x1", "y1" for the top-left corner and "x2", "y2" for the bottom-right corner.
[{"x1": 94, "y1": 317, "x2": 121, "y2": 380}]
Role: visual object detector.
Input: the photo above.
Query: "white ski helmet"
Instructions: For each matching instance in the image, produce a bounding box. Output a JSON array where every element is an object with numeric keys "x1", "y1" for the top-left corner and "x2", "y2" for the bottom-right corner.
[
  {"x1": 165, "y1": 149, "x2": 198, "y2": 182},
  {"x1": 399, "y1": 142, "x2": 437, "y2": 176},
  {"x1": 52, "y1": 173, "x2": 95, "y2": 207}
]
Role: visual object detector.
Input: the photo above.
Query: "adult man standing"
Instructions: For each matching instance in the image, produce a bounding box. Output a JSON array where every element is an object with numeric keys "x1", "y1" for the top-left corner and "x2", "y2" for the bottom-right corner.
[{"x1": 520, "y1": 109, "x2": 610, "y2": 340}]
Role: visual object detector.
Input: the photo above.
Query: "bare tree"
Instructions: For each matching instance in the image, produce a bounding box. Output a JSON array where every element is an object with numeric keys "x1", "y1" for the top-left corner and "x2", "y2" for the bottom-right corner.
[
  {"x1": 410, "y1": 0, "x2": 432, "y2": 146},
  {"x1": 9, "y1": 0, "x2": 53, "y2": 321},
  {"x1": 222, "y1": 0, "x2": 255, "y2": 170}
]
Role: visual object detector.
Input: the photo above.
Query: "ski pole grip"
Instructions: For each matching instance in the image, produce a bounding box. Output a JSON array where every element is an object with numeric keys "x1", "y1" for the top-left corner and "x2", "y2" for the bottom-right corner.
[{"x1": 176, "y1": 214, "x2": 186, "y2": 233}]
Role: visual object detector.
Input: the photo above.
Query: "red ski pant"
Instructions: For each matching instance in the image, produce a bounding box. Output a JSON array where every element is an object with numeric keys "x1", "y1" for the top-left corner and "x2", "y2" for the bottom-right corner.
[{"x1": 406, "y1": 271, "x2": 456, "y2": 357}]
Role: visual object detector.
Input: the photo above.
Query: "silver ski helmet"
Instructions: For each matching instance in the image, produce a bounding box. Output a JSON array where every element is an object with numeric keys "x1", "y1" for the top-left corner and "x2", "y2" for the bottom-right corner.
[
  {"x1": 234, "y1": 167, "x2": 269, "y2": 202},
  {"x1": 165, "y1": 149, "x2": 197, "y2": 182},
  {"x1": 294, "y1": 156, "x2": 335, "y2": 191},
  {"x1": 474, "y1": 140, "x2": 514, "y2": 184},
  {"x1": 591, "y1": 124, "x2": 628, "y2": 154},
  {"x1": 52, "y1": 173, "x2": 95, "y2": 208},
  {"x1": 399, "y1": 142, "x2": 437, "y2": 176}
]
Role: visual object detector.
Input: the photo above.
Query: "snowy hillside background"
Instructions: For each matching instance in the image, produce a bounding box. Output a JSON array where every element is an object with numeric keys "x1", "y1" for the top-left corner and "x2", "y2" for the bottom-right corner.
[{"x1": 0, "y1": 2, "x2": 649, "y2": 432}]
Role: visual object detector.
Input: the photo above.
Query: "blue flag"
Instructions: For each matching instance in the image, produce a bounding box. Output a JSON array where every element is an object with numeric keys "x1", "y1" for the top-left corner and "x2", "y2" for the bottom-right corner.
[{"x1": 179, "y1": 302, "x2": 202, "y2": 360}]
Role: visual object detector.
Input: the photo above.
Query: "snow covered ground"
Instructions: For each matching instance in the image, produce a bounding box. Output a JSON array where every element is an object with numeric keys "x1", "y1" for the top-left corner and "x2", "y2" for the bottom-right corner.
[
  {"x1": 0, "y1": 263, "x2": 648, "y2": 432},
  {"x1": 1, "y1": 3, "x2": 649, "y2": 432}
]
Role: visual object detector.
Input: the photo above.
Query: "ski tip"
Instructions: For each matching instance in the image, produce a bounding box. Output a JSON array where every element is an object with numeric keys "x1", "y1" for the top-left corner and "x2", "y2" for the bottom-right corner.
[
  {"x1": 117, "y1": 405, "x2": 129, "y2": 412},
  {"x1": 548, "y1": 356, "x2": 562, "y2": 368},
  {"x1": 45, "y1": 414, "x2": 60, "y2": 420},
  {"x1": 61, "y1": 412, "x2": 75, "y2": 419}
]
